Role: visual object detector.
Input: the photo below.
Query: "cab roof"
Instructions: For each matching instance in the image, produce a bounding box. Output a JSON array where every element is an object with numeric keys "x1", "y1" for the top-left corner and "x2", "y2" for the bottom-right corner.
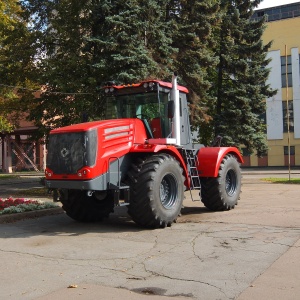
[{"x1": 105, "y1": 80, "x2": 189, "y2": 94}]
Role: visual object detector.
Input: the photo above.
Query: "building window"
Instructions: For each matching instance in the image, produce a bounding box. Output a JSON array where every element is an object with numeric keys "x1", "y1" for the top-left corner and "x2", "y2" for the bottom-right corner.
[
  {"x1": 252, "y1": 3, "x2": 300, "y2": 22},
  {"x1": 284, "y1": 146, "x2": 295, "y2": 166},
  {"x1": 259, "y1": 112, "x2": 267, "y2": 133},
  {"x1": 284, "y1": 146, "x2": 295, "y2": 155},
  {"x1": 257, "y1": 11, "x2": 265, "y2": 17},
  {"x1": 282, "y1": 100, "x2": 294, "y2": 132},
  {"x1": 281, "y1": 56, "x2": 292, "y2": 87}
]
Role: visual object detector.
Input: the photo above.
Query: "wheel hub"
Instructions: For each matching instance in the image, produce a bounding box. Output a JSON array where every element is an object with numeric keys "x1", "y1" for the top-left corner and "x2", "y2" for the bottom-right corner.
[
  {"x1": 225, "y1": 169, "x2": 237, "y2": 196},
  {"x1": 159, "y1": 173, "x2": 178, "y2": 209}
]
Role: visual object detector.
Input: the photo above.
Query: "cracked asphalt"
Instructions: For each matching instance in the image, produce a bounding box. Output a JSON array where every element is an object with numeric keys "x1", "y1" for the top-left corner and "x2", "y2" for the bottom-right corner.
[{"x1": 0, "y1": 170, "x2": 300, "y2": 299}]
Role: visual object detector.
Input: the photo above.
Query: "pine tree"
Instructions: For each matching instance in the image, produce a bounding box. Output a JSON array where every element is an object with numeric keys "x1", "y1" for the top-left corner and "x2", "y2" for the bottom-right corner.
[
  {"x1": 20, "y1": 0, "x2": 176, "y2": 136},
  {"x1": 213, "y1": 0, "x2": 276, "y2": 154},
  {"x1": 88, "y1": 0, "x2": 175, "y2": 83},
  {"x1": 170, "y1": 0, "x2": 220, "y2": 131},
  {"x1": 8, "y1": 0, "x2": 274, "y2": 152}
]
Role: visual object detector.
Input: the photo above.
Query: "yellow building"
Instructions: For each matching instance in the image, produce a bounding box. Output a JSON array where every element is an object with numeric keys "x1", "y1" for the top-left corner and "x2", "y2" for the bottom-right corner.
[{"x1": 244, "y1": 2, "x2": 300, "y2": 167}]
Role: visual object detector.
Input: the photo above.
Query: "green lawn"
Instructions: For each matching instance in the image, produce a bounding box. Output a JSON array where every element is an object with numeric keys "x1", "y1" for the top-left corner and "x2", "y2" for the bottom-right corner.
[
  {"x1": 16, "y1": 187, "x2": 50, "y2": 197},
  {"x1": 0, "y1": 175, "x2": 20, "y2": 180},
  {"x1": 262, "y1": 178, "x2": 300, "y2": 184}
]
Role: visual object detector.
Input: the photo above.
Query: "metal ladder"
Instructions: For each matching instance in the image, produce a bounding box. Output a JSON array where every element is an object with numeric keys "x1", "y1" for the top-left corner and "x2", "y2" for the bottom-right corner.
[{"x1": 182, "y1": 149, "x2": 201, "y2": 201}]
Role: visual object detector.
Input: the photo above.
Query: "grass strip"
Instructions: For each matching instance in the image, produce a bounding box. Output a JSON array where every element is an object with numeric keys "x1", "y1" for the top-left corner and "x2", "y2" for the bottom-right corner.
[{"x1": 262, "y1": 178, "x2": 300, "y2": 184}]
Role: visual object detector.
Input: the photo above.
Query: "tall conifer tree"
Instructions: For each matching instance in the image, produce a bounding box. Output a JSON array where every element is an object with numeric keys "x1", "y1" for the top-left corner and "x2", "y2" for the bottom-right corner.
[
  {"x1": 171, "y1": 0, "x2": 220, "y2": 128},
  {"x1": 213, "y1": 0, "x2": 275, "y2": 154},
  {"x1": 21, "y1": 0, "x2": 176, "y2": 135},
  {"x1": 15, "y1": 0, "x2": 275, "y2": 150}
]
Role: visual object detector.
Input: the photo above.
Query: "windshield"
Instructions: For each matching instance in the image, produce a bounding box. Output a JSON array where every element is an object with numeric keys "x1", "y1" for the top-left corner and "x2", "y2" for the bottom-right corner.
[{"x1": 105, "y1": 91, "x2": 171, "y2": 138}]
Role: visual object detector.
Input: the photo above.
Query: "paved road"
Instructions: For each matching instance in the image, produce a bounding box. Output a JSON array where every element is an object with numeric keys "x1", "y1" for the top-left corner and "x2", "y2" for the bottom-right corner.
[
  {"x1": 0, "y1": 168, "x2": 299, "y2": 198},
  {"x1": 0, "y1": 171, "x2": 300, "y2": 299}
]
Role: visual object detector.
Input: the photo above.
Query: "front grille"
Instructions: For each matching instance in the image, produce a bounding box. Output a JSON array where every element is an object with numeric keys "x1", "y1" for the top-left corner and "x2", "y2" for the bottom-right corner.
[{"x1": 47, "y1": 130, "x2": 97, "y2": 174}]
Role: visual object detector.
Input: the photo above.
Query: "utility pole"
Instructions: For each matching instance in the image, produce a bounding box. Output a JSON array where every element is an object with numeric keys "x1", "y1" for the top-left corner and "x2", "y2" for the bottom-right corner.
[{"x1": 285, "y1": 45, "x2": 291, "y2": 181}]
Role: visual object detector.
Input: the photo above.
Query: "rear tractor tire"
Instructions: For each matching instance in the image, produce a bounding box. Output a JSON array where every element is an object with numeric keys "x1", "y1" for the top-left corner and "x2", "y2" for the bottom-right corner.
[
  {"x1": 59, "y1": 189, "x2": 114, "y2": 222},
  {"x1": 200, "y1": 154, "x2": 241, "y2": 211},
  {"x1": 128, "y1": 153, "x2": 184, "y2": 228}
]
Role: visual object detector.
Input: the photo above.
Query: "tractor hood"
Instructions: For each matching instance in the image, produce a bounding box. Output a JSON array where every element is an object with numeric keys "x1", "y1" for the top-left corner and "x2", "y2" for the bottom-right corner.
[{"x1": 46, "y1": 119, "x2": 148, "y2": 178}]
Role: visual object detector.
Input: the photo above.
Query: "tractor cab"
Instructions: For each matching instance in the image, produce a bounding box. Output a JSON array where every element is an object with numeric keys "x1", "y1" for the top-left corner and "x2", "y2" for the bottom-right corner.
[{"x1": 104, "y1": 79, "x2": 192, "y2": 148}]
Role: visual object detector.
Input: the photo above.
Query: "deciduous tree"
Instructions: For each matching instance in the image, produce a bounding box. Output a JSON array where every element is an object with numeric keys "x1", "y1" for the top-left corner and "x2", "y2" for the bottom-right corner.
[{"x1": 0, "y1": 0, "x2": 37, "y2": 130}]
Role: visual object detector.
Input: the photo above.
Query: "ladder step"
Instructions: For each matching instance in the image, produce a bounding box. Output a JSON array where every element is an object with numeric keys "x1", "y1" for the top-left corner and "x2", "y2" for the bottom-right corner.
[
  {"x1": 119, "y1": 185, "x2": 130, "y2": 190},
  {"x1": 181, "y1": 148, "x2": 202, "y2": 201},
  {"x1": 109, "y1": 183, "x2": 130, "y2": 190}
]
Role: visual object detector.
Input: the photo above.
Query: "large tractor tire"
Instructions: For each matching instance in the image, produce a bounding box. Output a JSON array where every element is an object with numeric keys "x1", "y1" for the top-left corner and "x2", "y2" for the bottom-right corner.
[
  {"x1": 200, "y1": 154, "x2": 241, "y2": 211},
  {"x1": 60, "y1": 189, "x2": 114, "y2": 222},
  {"x1": 127, "y1": 153, "x2": 184, "y2": 228}
]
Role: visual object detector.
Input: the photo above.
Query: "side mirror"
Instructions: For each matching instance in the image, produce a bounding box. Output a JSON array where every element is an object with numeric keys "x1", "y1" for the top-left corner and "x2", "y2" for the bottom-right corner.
[{"x1": 168, "y1": 101, "x2": 175, "y2": 119}]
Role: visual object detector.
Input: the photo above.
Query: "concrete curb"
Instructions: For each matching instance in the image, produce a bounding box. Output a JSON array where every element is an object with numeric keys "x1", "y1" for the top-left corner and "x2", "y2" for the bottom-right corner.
[{"x1": 0, "y1": 207, "x2": 64, "y2": 224}]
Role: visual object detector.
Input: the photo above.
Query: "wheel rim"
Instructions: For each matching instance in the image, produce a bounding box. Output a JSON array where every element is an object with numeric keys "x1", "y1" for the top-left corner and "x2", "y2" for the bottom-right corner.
[
  {"x1": 225, "y1": 169, "x2": 237, "y2": 196},
  {"x1": 159, "y1": 173, "x2": 178, "y2": 209}
]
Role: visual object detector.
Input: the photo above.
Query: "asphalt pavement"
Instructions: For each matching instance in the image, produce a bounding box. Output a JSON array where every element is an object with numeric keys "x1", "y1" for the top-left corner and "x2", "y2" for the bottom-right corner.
[
  {"x1": 0, "y1": 168, "x2": 300, "y2": 299},
  {"x1": 0, "y1": 167, "x2": 299, "y2": 198}
]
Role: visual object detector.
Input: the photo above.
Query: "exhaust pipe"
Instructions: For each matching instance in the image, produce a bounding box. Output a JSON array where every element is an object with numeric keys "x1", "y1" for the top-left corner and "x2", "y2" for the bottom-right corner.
[{"x1": 171, "y1": 72, "x2": 181, "y2": 146}]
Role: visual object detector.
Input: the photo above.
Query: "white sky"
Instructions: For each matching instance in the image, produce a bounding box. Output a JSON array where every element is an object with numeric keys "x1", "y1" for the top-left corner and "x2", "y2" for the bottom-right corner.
[{"x1": 257, "y1": 0, "x2": 300, "y2": 9}]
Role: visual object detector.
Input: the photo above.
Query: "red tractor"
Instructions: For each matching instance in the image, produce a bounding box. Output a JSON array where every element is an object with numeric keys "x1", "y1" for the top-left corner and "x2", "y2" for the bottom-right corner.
[{"x1": 45, "y1": 74, "x2": 243, "y2": 228}]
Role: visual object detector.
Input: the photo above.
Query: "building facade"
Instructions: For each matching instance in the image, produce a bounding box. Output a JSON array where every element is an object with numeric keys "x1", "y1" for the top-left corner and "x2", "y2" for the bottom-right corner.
[
  {"x1": 0, "y1": 118, "x2": 45, "y2": 173},
  {"x1": 244, "y1": 2, "x2": 300, "y2": 167},
  {"x1": 0, "y1": 91, "x2": 45, "y2": 173}
]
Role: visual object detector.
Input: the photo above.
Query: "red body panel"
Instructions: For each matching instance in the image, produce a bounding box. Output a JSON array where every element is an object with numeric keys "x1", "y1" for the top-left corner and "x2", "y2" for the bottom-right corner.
[
  {"x1": 150, "y1": 118, "x2": 163, "y2": 138},
  {"x1": 47, "y1": 119, "x2": 148, "y2": 180},
  {"x1": 197, "y1": 147, "x2": 244, "y2": 177}
]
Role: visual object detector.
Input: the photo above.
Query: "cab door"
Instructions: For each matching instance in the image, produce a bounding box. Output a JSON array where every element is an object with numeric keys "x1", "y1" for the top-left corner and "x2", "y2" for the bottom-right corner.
[{"x1": 179, "y1": 93, "x2": 192, "y2": 147}]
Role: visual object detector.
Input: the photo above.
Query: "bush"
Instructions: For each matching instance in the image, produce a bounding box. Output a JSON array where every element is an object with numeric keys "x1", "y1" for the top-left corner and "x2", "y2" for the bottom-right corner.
[{"x1": 0, "y1": 197, "x2": 58, "y2": 215}]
